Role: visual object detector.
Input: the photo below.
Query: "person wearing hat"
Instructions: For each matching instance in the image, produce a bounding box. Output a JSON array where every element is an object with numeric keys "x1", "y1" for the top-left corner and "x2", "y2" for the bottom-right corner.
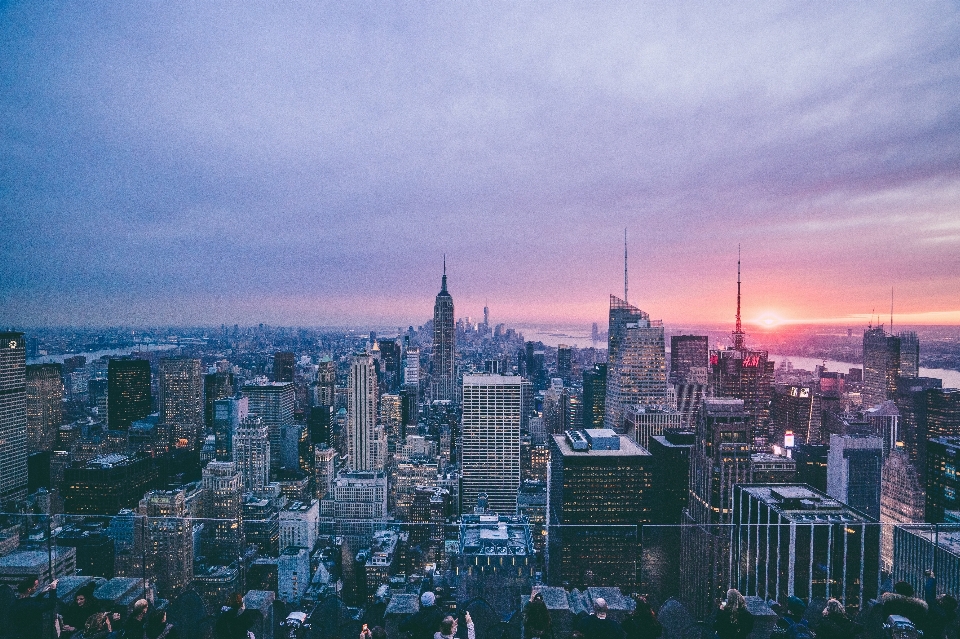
[
  {"x1": 573, "y1": 597, "x2": 625, "y2": 639},
  {"x1": 399, "y1": 591, "x2": 444, "y2": 639}
]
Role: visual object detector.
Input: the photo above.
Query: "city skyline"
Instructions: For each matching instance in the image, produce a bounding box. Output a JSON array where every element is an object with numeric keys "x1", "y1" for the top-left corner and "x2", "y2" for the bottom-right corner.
[{"x1": 3, "y1": 4, "x2": 960, "y2": 327}]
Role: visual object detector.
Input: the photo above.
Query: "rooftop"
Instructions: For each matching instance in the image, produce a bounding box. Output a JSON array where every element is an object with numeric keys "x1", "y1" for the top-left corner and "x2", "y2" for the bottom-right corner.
[{"x1": 553, "y1": 433, "x2": 649, "y2": 457}]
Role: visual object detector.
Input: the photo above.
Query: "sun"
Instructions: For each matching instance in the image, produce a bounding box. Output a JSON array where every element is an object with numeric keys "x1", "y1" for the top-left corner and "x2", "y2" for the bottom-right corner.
[{"x1": 755, "y1": 313, "x2": 786, "y2": 328}]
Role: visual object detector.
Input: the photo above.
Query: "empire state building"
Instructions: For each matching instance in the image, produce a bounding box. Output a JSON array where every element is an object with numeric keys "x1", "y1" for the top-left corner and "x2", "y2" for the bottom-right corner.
[{"x1": 431, "y1": 260, "x2": 456, "y2": 403}]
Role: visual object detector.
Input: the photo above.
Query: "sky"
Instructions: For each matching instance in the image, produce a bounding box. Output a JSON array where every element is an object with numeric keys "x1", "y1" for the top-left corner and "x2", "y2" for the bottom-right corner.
[{"x1": 2, "y1": 2, "x2": 960, "y2": 328}]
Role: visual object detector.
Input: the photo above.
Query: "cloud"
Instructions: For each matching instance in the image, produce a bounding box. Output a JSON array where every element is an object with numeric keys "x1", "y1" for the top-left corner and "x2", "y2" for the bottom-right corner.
[{"x1": 2, "y1": 1, "x2": 959, "y2": 326}]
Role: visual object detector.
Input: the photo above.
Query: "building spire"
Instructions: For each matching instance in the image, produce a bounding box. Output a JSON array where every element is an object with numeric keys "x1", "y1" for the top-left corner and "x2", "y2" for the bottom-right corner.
[
  {"x1": 733, "y1": 245, "x2": 745, "y2": 350},
  {"x1": 624, "y1": 228, "x2": 628, "y2": 304},
  {"x1": 890, "y1": 286, "x2": 894, "y2": 333},
  {"x1": 441, "y1": 254, "x2": 448, "y2": 293}
]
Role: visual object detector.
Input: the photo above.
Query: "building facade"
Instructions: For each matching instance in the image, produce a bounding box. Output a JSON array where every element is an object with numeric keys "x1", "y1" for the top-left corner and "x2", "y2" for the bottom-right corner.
[
  {"x1": 25, "y1": 363, "x2": 62, "y2": 454},
  {"x1": 461, "y1": 374, "x2": 529, "y2": 514},
  {"x1": 347, "y1": 354, "x2": 379, "y2": 471},
  {"x1": 159, "y1": 357, "x2": 203, "y2": 449}
]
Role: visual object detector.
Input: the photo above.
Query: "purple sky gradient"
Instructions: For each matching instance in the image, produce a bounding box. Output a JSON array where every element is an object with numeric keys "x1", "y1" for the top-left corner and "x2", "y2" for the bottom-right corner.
[{"x1": 2, "y1": 2, "x2": 960, "y2": 328}]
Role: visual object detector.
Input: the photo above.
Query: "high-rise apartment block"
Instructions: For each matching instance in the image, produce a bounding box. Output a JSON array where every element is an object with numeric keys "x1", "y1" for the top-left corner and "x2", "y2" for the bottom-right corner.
[
  {"x1": 108, "y1": 358, "x2": 152, "y2": 431},
  {"x1": 431, "y1": 263, "x2": 456, "y2": 403},
  {"x1": 461, "y1": 374, "x2": 529, "y2": 514},
  {"x1": 25, "y1": 363, "x2": 62, "y2": 453},
  {"x1": 203, "y1": 369, "x2": 234, "y2": 429},
  {"x1": 347, "y1": 354, "x2": 379, "y2": 471},
  {"x1": 242, "y1": 379, "x2": 294, "y2": 473},
  {"x1": 233, "y1": 416, "x2": 270, "y2": 492},
  {"x1": 159, "y1": 357, "x2": 203, "y2": 449},
  {"x1": 1, "y1": 333, "x2": 30, "y2": 501}
]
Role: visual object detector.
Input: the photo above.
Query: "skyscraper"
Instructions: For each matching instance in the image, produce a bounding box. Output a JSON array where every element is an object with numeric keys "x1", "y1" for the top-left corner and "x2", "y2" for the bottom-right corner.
[
  {"x1": 25, "y1": 363, "x2": 63, "y2": 453},
  {"x1": 899, "y1": 331, "x2": 920, "y2": 378},
  {"x1": 461, "y1": 374, "x2": 529, "y2": 514},
  {"x1": 582, "y1": 363, "x2": 607, "y2": 429},
  {"x1": 142, "y1": 489, "x2": 193, "y2": 597},
  {"x1": 670, "y1": 335, "x2": 709, "y2": 383},
  {"x1": 827, "y1": 434, "x2": 883, "y2": 520},
  {"x1": 159, "y1": 357, "x2": 203, "y2": 449},
  {"x1": 547, "y1": 428, "x2": 652, "y2": 590},
  {"x1": 604, "y1": 296, "x2": 669, "y2": 431},
  {"x1": 863, "y1": 326, "x2": 901, "y2": 407},
  {"x1": 431, "y1": 259, "x2": 456, "y2": 403},
  {"x1": 213, "y1": 396, "x2": 248, "y2": 461},
  {"x1": 314, "y1": 358, "x2": 336, "y2": 406},
  {"x1": 557, "y1": 344, "x2": 572, "y2": 384},
  {"x1": 681, "y1": 398, "x2": 752, "y2": 619},
  {"x1": 709, "y1": 257, "x2": 774, "y2": 446},
  {"x1": 204, "y1": 369, "x2": 234, "y2": 429},
  {"x1": 233, "y1": 416, "x2": 270, "y2": 492},
  {"x1": 273, "y1": 351, "x2": 296, "y2": 383},
  {"x1": 347, "y1": 354, "x2": 378, "y2": 471},
  {"x1": 108, "y1": 358, "x2": 152, "y2": 431},
  {"x1": 242, "y1": 379, "x2": 295, "y2": 473},
  {"x1": 202, "y1": 461, "x2": 245, "y2": 564},
  {"x1": 0, "y1": 332, "x2": 28, "y2": 501}
]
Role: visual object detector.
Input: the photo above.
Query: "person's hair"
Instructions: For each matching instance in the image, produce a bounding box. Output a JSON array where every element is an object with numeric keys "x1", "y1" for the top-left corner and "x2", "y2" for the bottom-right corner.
[
  {"x1": 440, "y1": 616, "x2": 456, "y2": 636},
  {"x1": 631, "y1": 596, "x2": 655, "y2": 620},
  {"x1": 371, "y1": 626, "x2": 387, "y2": 639},
  {"x1": 894, "y1": 581, "x2": 915, "y2": 597},
  {"x1": 823, "y1": 599, "x2": 844, "y2": 617},
  {"x1": 525, "y1": 594, "x2": 552, "y2": 634},
  {"x1": 133, "y1": 598, "x2": 149, "y2": 617},
  {"x1": 594, "y1": 598, "x2": 608, "y2": 615},
  {"x1": 17, "y1": 577, "x2": 38, "y2": 595},
  {"x1": 226, "y1": 593, "x2": 244, "y2": 609},
  {"x1": 722, "y1": 589, "x2": 746, "y2": 621},
  {"x1": 85, "y1": 612, "x2": 110, "y2": 633}
]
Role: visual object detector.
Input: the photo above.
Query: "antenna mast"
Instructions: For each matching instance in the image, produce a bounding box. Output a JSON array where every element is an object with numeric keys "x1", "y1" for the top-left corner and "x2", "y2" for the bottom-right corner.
[
  {"x1": 624, "y1": 228, "x2": 628, "y2": 304},
  {"x1": 733, "y1": 245, "x2": 745, "y2": 350},
  {"x1": 890, "y1": 287, "x2": 894, "y2": 333}
]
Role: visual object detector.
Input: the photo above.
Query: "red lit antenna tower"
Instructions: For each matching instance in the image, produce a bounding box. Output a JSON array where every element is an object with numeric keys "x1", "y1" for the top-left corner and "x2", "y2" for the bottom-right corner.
[{"x1": 733, "y1": 245, "x2": 745, "y2": 351}]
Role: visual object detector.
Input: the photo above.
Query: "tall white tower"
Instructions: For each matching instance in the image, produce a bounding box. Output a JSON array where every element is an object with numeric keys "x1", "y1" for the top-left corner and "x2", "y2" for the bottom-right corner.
[{"x1": 348, "y1": 353, "x2": 379, "y2": 471}]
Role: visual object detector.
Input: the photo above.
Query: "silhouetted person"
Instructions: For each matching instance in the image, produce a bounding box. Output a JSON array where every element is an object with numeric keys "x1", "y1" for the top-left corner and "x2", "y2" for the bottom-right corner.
[
  {"x1": 214, "y1": 594, "x2": 258, "y2": 639},
  {"x1": 816, "y1": 598, "x2": 861, "y2": 639},
  {"x1": 9, "y1": 577, "x2": 59, "y2": 639},
  {"x1": 63, "y1": 589, "x2": 100, "y2": 637},
  {"x1": 524, "y1": 592, "x2": 552, "y2": 639},
  {"x1": 574, "y1": 597, "x2": 624, "y2": 639},
  {"x1": 712, "y1": 589, "x2": 754, "y2": 639},
  {"x1": 435, "y1": 613, "x2": 473, "y2": 639},
  {"x1": 77, "y1": 611, "x2": 116, "y2": 639},
  {"x1": 118, "y1": 599, "x2": 148, "y2": 639},
  {"x1": 622, "y1": 596, "x2": 662, "y2": 639},
  {"x1": 145, "y1": 609, "x2": 180, "y2": 639},
  {"x1": 399, "y1": 591, "x2": 444, "y2": 639}
]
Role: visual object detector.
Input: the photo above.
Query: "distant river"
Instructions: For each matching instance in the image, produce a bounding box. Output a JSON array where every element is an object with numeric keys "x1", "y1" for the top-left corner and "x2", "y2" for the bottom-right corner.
[
  {"x1": 28, "y1": 343, "x2": 177, "y2": 365},
  {"x1": 768, "y1": 353, "x2": 960, "y2": 390}
]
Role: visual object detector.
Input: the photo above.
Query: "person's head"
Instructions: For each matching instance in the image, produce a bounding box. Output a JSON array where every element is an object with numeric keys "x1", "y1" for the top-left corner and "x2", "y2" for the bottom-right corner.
[
  {"x1": 594, "y1": 598, "x2": 608, "y2": 619},
  {"x1": 226, "y1": 593, "x2": 245, "y2": 610},
  {"x1": 785, "y1": 596, "x2": 806, "y2": 619},
  {"x1": 420, "y1": 591, "x2": 436, "y2": 607},
  {"x1": 631, "y1": 595, "x2": 654, "y2": 619},
  {"x1": 440, "y1": 616, "x2": 456, "y2": 637},
  {"x1": 86, "y1": 612, "x2": 110, "y2": 634},
  {"x1": 371, "y1": 626, "x2": 387, "y2": 639},
  {"x1": 823, "y1": 599, "x2": 844, "y2": 617},
  {"x1": 133, "y1": 598, "x2": 149, "y2": 619},
  {"x1": 75, "y1": 592, "x2": 87, "y2": 607},
  {"x1": 939, "y1": 594, "x2": 958, "y2": 613},
  {"x1": 17, "y1": 577, "x2": 38, "y2": 596},
  {"x1": 894, "y1": 581, "x2": 916, "y2": 597},
  {"x1": 722, "y1": 589, "x2": 745, "y2": 614}
]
